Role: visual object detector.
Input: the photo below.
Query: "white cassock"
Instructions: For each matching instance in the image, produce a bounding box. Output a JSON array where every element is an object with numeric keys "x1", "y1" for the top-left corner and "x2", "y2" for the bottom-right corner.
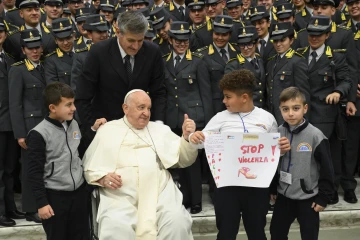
[{"x1": 83, "y1": 116, "x2": 198, "y2": 240}]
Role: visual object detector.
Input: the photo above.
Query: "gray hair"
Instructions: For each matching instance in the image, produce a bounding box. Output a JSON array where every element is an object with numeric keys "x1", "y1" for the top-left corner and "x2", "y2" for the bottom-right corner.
[{"x1": 117, "y1": 11, "x2": 147, "y2": 35}]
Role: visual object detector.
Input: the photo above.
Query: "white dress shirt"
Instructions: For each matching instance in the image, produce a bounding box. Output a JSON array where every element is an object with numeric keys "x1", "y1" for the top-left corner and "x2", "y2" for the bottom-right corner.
[
  {"x1": 309, "y1": 44, "x2": 325, "y2": 64},
  {"x1": 118, "y1": 39, "x2": 135, "y2": 70}
]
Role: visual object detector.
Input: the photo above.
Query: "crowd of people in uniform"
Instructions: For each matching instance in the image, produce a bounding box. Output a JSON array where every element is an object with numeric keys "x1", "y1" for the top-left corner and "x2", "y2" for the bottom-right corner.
[{"x1": 0, "y1": 0, "x2": 359, "y2": 237}]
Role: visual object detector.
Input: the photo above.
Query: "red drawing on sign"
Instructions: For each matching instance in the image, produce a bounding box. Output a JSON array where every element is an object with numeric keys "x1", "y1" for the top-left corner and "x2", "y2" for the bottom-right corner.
[
  {"x1": 238, "y1": 167, "x2": 257, "y2": 179},
  {"x1": 272, "y1": 145, "x2": 276, "y2": 156},
  {"x1": 219, "y1": 153, "x2": 221, "y2": 156},
  {"x1": 219, "y1": 158, "x2": 221, "y2": 161},
  {"x1": 208, "y1": 155, "x2": 210, "y2": 159},
  {"x1": 218, "y1": 169, "x2": 221, "y2": 172}
]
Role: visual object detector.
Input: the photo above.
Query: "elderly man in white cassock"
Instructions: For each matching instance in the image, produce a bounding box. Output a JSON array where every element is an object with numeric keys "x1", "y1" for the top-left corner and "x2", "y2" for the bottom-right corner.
[{"x1": 83, "y1": 89, "x2": 198, "y2": 240}]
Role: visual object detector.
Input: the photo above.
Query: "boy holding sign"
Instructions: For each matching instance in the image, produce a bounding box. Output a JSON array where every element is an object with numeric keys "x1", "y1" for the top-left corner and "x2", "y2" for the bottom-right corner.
[
  {"x1": 270, "y1": 87, "x2": 335, "y2": 240},
  {"x1": 190, "y1": 69, "x2": 290, "y2": 240}
]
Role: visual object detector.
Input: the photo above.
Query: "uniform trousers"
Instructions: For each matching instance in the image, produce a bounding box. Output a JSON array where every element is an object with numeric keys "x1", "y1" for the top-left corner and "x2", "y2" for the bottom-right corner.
[
  {"x1": 270, "y1": 194, "x2": 319, "y2": 240},
  {"x1": 42, "y1": 183, "x2": 90, "y2": 240},
  {"x1": 214, "y1": 186, "x2": 269, "y2": 240},
  {"x1": 0, "y1": 131, "x2": 20, "y2": 214}
]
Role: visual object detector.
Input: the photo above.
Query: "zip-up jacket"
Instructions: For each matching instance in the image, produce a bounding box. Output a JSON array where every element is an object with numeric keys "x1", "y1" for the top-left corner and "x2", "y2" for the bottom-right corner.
[
  {"x1": 273, "y1": 119, "x2": 335, "y2": 207},
  {"x1": 27, "y1": 116, "x2": 84, "y2": 209}
]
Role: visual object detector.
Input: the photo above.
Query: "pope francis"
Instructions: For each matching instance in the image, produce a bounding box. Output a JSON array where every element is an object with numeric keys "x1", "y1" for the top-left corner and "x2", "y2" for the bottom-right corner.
[{"x1": 83, "y1": 89, "x2": 198, "y2": 240}]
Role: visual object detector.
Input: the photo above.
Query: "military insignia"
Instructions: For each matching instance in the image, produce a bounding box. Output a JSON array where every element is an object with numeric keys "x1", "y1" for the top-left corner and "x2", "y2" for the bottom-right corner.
[
  {"x1": 180, "y1": 24, "x2": 184, "y2": 32},
  {"x1": 60, "y1": 22, "x2": 63, "y2": 30},
  {"x1": 242, "y1": 28, "x2": 246, "y2": 35},
  {"x1": 275, "y1": 25, "x2": 278, "y2": 32},
  {"x1": 29, "y1": 32, "x2": 34, "y2": 39},
  {"x1": 324, "y1": 75, "x2": 328, "y2": 82},
  {"x1": 73, "y1": 131, "x2": 81, "y2": 140},
  {"x1": 280, "y1": 75, "x2": 284, "y2": 80},
  {"x1": 154, "y1": 15, "x2": 157, "y2": 20},
  {"x1": 148, "y1": 23, "x2": 151, "y2": 30},
  {"x1": 221, "y1": 18, "x2": 224, "y2": 25},
  {"x1": 194, "y1": 0, "x2": 198, "y2": 2},
  {"x1": 188, "y1": 77, "x2": 193, "y2": 84},
  {"x1": 254, "y1": 8, "x2": 258, "y2": 14},
  {"x1": 100, "y1": 16, "x2": 105, "y2": 23},
  {"x1": 80, "y1": 9, "x2": 83, "y2": 15},
  {"x1": 106, "y1": 0, "x2": 110, "y2": 4},
  {"x1": 314, "y1": 19, "x2": 318, "y2": 27},
  {"x1": 282, "y1": 5, "x2": 285, "y2": 12}
]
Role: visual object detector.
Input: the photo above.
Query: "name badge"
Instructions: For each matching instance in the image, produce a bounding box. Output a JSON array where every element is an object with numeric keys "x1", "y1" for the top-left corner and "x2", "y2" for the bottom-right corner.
[
  {"x1": 280, "y1": 75, "x2": 285, "y2": 80},
  {"x1": 188, "y1": 78, "x2": 193, "y2": 84},
  {"x1": 280, "y1": 171, "x2": 292, "y2": 185},
  {"x1": 73, "y1": 131, "x2": 81, "y2": 140}
]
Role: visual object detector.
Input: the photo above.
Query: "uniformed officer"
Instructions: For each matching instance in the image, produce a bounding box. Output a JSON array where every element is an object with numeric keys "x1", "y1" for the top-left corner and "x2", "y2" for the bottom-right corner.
[
  {"x1": 61, "y1": 8, "x2": 72, "y2": 18},
  {"x1": 188, "y1": 0, "x2": 207, "y2": 30},
  {"x1": 225, "y1": 25, "x2": 266, "y2": 109},
  {"x1": 44, "y1": 18, "x2": 75, "y2": 85},
  {"x1": 343, "y1": 0, "x2": 360, "y2": 32},
  {"x1": 98, "y1": 0, "x2": 117, "y2": 37},
  {"x1": 164, "y1": 0, "x2": 191, "y2": 23},
  {"x1": 198, "y1": 15, "x2": 238, "y2": 114},
  {"x1": 145, "y1": 20, "x2": 156, "y2": 41},
  {"x1": 256, "y1": 0, "x2": 278, "y2": 23},
  {"x1": 43, "y1": 0, "x2": 64, "y2": 28},
  {"x1": 294, "y1": 0, "x2": 313, "y2": 31},
  {"x1": 131, "y1": 0, "x2": 150, "y2": 10},
  {"x1": 265, "y1": 22, "x2": 310, "y2": 124},
  {"x1": 227, "y1": 0, "x2": 248, "y2": 23},
  {"x1": 68, "y1": 0, "x2": 85, "y2": 24},
  {"x1": 1, "y1": 0, "x2": 23, "y2": 30},
  {"x1": 8, "y1": 29, "x2": 47, "y2": 223},
  {"x1": 163, "y1": 21, "x2": 212, "y2": 214},
  {"x1": 0, "y1": 17, "x2": 24, "y2": 227},
  {"x1": 249, "y1": 5, "x2": 277, "y2": 65},
  {"x1": 4, "y1": 0, "x2": 57, "y2": 61},
  {"x1": 73, "y1": 8, "x2": 91, "y2": 51},
  {"x1": 276, "y1": 2, "x2": 296, "y2": 25},
  {"x1": 149, "y1": 7, "x2": 173, "y2": 55},
  {"x1": 301, "y1": 15, "x2": 352, "y2": 204},
  {"x1": 71, "y1": 14, "x2": 109, "y2": 93},
  {"x1": 149, "y1": 0, "x2": 168, "y2": 10},
  {"x1": 340, "y1": 0, "x2": 351, "y2": 22}
]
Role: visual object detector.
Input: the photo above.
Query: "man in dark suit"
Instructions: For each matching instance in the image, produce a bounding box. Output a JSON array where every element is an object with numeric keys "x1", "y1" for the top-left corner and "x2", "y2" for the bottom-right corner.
[
  {"x1": 300, "y1": 16, "x2": 352, "y2": 204},
  {"x1": 249, "y1": 5, "x2": 277, "y2": 66},
  {"x1": 0, "y1": 17, "x2": 24, "y2": 227},
  {"x1": 4, "y1": 0, "x2": 57, "y2": 61},
  {"x1": 75, "y1": 10, "x2": 166, "y2": 150},
  {"x1": 225, "y1": 26, "x2": 266, "y2": 109},
  {"x1": 9, "y1": 29, "x2": 47, "y2": 223}
]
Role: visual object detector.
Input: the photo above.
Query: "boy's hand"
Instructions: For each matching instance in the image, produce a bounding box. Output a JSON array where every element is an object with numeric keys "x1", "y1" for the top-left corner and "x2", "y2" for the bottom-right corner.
[
  {"x1": 92, "y1": 118, "x2": 107, "y2": 131},
  {"x1": 278, "y1": 137, "x2": 290, "y2": 155},
  {"x1": 38, "y1": 204, "x2": 54, "y2": 220},
  {"x1": 311, "y1": 202, "x2": 325, "y2": 212},
  {"x1": 270, "y1": 194, "x2": 277, "y2": 202},
  {"x1": 18, "y1": 138, "x2": 27, "y2": 150},
  {"x1": 326, "y1": 92, "x2": 340, "y2": 104},
  {"x1": 98, "y1": 172, "x2": 122, "y2": 190},
  {"x1": 190, "y1": 131, "x2": 205, "y2": 144}
]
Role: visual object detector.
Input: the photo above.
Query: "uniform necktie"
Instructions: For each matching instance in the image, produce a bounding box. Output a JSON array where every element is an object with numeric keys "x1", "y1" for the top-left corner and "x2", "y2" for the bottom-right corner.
[
  {"x1": 124, "y1": 55, "x2": 132, "y2": 82},
  {"x1": 356, "y1": 22, "x2": 360, "y2": 31},
  {"x1": 0, "y1": 53, "x2": 7, "y2": 70},
  {"x1": 308, "y1": 51, "x2": 317, "y2": 70},
  {"x1": 86, "y1": 40, "x2": 92, "y2": 44},
  {"x1": 259, "y1": 39, "x2": 266, "y2": 57},
  {"x1": 174, "y1": 55, "x2": 181, "y2": 73},
  {"x1": 251, "y1": 58, "x2": 259, "y2": 70},
  {"x1": 68, "y1": 52, "x2": 73, "y2": 58},
  {"x1": 220, "y1": 48, "x2": 228, "y2": 63},
  {"x1": 179, "y1": 6, "x2": 185, "y2": 21},
  {"x1": 37, "y1": 65, "x2": 45, "y2": 79}
]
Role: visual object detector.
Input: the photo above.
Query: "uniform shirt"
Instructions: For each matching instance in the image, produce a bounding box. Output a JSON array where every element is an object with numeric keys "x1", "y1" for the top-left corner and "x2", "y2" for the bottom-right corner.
[
  {"x1": 172, "y1": 52, "x2": 185, "y2": 67},
  {"x1": 118, "y1": 39, "x2": 134, "y2": 70},
  {"x1": 25, "y1": 23, "x2": 42, "y2": 36},
  {"x1": 257, "y1": 33, "x2": 270, "y2": 52},
  {"x1": 29, "y1": 59, "x2": 41, "y2": 68},
  {"x1": 305, "y1": 6, "x2": 313, "y2": 16},
  {"x1": 308, "y1": 44, "x2": 325, "y2": 65},
  {"x1": 190, "y1": 107, "x2": 278, "y2": 148},
  {"x1": 213, "y1": 43, "x2": 229, "y2": 61},
  {"x1": 173, "y1": 1, "x2": 186, "y2": 15},
  {"x1": 352, "y1": 19, "x2": 359, "y2": 29}
]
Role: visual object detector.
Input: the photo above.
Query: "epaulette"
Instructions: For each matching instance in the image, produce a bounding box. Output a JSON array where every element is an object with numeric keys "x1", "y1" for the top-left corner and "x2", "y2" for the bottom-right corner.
[
  {"x1": 196, "y1": 46, "x2": 209, "y2": 52},
  {"x1": 168, "y1": 2, "x2": 175, "y2": 11},
  {"x1": 255, "y1": 53, "x2": 261, "y2": 57},
  {"x1": 337, "y1": 24, "x2": 350, "y2": 30},
  {"x1": 7, "y1": 8, "x2": 18, "y2": 12},
  {"x1": 325, "y1": 46, "x2": 332, "y2": 58},
  {"x1": 296, "y1": 47, "x2": 308, "y2": 53},
  {"x1": 192, "y1": 52, "x2": 203, "y2": 58},
  {"x1": 41, "y1": 22, "x2": 50, "y2": 34},
  {"x1": 227, "y1": 58, "x2": 237, "y2": 64},
  {"x1": 162, "y1": 52, "x2": 171, "y2": 58},
  {"x1": 294, "y1": 52, "x2": 305, "y2": 58},
  {"x1": 12, "y1": 61, "x2": 24, "y2": 66},
  {"x1": 40, "y1": 8, "x2": 45, "y2": 14},
  {"x1": 75, "y1": 47, "x2": 88, "y2": 53},
  {"x1": 233, "y1": 19, "x2": 241, "y2": 23},
  {"x1": 6, "y1": 22, "x2": 19, "y2": 31},
  {"x1": 236, "y1": 54, "x2": 245, "y2": 64},
  {"x1": 44, "y1": 51, "x2": 56, "y2": 58},
  {"x1": 7, "y1": 29, "x2": 19, "y2": 36},
  {"x1": 166, "y1": 52, "x2": 172, "y2": 62},
  {"x1": 267, "y1": 55, "x2": 276, "y2": 61},
  {"x1": 193, "y1": 22, "x2": 206, "y2": 32},
  {"x1": 332, "y1": 49, "x2": 347, "y2": 53},
  {"x1": 5, "y1": 52, "x2": 14, "y2": 59},
  {"x1": 297, "y1": 28, "x2": 306, "y2": 33},
  {"x1": 285, "y1": 49, "x2": 295, "y2": 58}
]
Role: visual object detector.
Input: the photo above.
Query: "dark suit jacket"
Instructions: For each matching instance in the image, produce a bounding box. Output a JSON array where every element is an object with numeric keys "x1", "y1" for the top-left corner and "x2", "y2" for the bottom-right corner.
[
  {"x1": 71, "y1": 49, "x2": 88, "y2": 93},
  {"x1": 75, "y1": 38, "x2": 166, "y2": 128},
  {"x1": 44, "y1": 49, "x2": 74, "y2": 86},
  {"x1": 8, "y1": 61, "x2": 46, "y2": 139},
  {"x1": 301, "y1": 46, "x2": 352, "y2": 124},
  {"x1": 0, "y1": 53, "x2": 15, "y2": 132},
  {"x1": 163, "y1": 51, "x2": 213, "y2": 129},
  {"x1": 165, "y1": 4, "x2": 191, "y2": 24},
  {"x1": 265, "y1": 50, "x2": 310, "y2": 125},
  {"x1": 199, "y1": 43, "x2": 238, "y2": 114},
  {"x1": 294, "y1": 8, "x2": 311, "y2": 32},
  {"x1": 225, "y1": 54, "x2": 266, "y2": 109}
]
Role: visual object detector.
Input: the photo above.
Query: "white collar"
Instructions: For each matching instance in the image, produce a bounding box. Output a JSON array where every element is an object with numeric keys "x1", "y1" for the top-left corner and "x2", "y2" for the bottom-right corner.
[
  {"x1": 310, "y1": 44, "x2": 325, "y2": 57},
  {"x1": 25, "y1": 23, "x2": 41, "y2": 34},
  {"x1": 305, "y1": 6, "x2": 313, "y2": 15},
  {"x1": 172, "y1": 51, "x2": 185, "y2": 61},
  {"x1": 117, "y1": 39, "x2": 134, "y2": 59},
  {"x1": 352, "y1": 19, "x2": 359, "y2": 26},
  {"x1": 261, "y1": 33, "x2": 269, "y2": 44},
  {"x1": 212, "y1": 42, "x2": 229, "y2": 54},
  {"x1": 173, "y1": 1, "x2": 186, "y2": 9},
  {"x1": 29, "y1": 59, "x2": 40, "y2": 68}
]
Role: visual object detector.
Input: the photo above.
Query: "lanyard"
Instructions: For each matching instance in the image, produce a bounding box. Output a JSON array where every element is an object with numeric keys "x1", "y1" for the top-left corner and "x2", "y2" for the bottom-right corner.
[
  {"x1": 238, "y1": 110, "x2": 253, "y2": 133},
  {"x1": 281, "y1": 132, "x2": 294, "y2": 172}
]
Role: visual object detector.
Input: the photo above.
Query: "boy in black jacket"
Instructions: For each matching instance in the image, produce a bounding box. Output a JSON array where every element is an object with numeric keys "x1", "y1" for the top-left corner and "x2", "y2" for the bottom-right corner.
[
  {"x1": 270, "y1": 87, "x2": 335, "y2": 240},
  {"x1": 27, "y1": 82, "x2": 106, "y2": 240}
]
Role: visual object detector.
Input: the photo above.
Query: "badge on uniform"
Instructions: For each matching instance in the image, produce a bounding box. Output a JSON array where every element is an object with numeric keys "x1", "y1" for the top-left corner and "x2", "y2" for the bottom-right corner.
[
  {"x1": 280, "y1": 75, "x2": 285, "y2": 80},
  {"x1": 188, "y1": 78, "x2": 193, "y2": 84},
  {"x1": 280, "y1": 171, "x2": 292, "y2": 185},
  {"x1": 324, "y1": 76, "x2": 328, "y2": 82},
  {"x1": 73, "y1": 131, "x2": 81, "y2": 139}
]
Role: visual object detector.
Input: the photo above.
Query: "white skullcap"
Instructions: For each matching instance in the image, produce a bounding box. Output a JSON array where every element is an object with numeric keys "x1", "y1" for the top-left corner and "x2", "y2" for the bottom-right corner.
[{"x1": 123, "y1": 89, "x2": 146, "y2": 104}]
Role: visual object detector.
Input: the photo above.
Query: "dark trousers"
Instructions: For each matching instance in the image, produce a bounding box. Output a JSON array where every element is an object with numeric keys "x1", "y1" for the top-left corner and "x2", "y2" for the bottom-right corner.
[
  {"x1": 341, "y1": 116, "x2": 360, "y2": 191},
  {"x1": 42, "y1": 183, "x2": 90, "y2": 240},
  {"x1": 214, "y1": 186, "x2": 269, "y2": 240},
  {"x1": 21, "y1": 148, "x2": 37, "y2": 212},
  {"x1": 313, "y1": 123, "x2": 342, "y2": 189},
  {"x1": 0, "y1": 131, "x2": 20, "y2": 215},
  {"x1": 270, "y1": 194, "x2": 319, "y2": 240},
  {"x1": 171, "y1": 128, "x2": 202, "y2": 207}
]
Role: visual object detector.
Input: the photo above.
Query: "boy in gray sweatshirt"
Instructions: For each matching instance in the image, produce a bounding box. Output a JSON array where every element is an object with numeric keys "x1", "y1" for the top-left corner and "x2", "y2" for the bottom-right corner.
[{"x1": 270, "y1": 87, "x2": 335, "y2": 240}]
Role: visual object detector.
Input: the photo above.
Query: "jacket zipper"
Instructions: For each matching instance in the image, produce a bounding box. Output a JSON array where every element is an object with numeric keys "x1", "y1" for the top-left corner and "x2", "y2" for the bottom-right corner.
[
  {"x1": 65, "y1": 128, "x2": 76, "y2": 191},
  {"x1": 283, "y1": 131, "x2": 294, "y2": 197}
]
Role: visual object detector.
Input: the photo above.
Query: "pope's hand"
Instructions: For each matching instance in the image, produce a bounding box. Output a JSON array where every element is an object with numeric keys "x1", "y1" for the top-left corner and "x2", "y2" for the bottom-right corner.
[
  {"x1": 182, "y1": 114, "x2": 196, "y2": 140},
  {"x1": 98, "y1": 173, "x2": 122, "y2": 190}
]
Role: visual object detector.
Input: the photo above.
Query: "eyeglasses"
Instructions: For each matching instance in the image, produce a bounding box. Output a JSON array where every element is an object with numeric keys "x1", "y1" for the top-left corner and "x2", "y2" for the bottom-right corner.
[
  {"x1": 174, "y1": 39, "x2": 189, "y2": 45},
  {"x1": 239, "y1": 42, "x2": 255, "y2": 49},
  {"x1": 56, "y1": 35, "x2": 74, "y2": 43},
  {"x1": 205, "y1": 1, "x2": 222, "y2": 8}
]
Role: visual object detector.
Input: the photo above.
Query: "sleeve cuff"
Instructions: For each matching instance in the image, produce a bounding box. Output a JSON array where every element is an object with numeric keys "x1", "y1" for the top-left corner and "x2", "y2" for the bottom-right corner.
[{"x1": 36, "y1": 196, "x2": 49, "y2": 209}]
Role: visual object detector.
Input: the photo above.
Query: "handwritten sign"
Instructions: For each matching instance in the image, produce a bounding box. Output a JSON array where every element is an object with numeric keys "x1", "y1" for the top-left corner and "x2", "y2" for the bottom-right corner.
[{"x1": 204, "y1": 132, "x2": 280, "y2": 188}]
